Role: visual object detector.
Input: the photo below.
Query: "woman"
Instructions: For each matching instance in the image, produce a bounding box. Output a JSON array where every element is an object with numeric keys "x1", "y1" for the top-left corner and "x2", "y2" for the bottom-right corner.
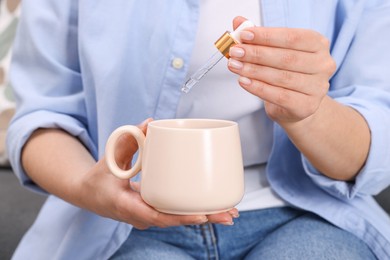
[{"x1": 7, "y1": 0, "x2": 390, "y2": 259}]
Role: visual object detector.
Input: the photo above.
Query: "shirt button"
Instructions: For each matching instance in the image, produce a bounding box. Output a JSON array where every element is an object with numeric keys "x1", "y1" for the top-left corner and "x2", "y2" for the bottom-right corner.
[{"x1": 172, "y1": 57, "x2": 184, "y2": 69}]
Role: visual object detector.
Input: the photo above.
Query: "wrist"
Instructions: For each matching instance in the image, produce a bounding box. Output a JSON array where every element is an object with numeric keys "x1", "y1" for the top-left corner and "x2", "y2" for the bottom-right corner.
[{"x1": 279, "y1": 95, "x2": 330, "y2": 137}]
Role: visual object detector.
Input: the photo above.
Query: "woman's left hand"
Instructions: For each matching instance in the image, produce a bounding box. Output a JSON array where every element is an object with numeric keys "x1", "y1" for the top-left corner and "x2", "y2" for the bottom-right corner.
[{"x1": 228, "y1": 17, "x2": 336, "y2": 128}]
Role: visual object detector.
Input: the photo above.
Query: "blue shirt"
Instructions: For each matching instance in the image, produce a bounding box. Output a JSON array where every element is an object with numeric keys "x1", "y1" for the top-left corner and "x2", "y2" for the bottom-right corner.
[{"x1": 7, "y1": 0, "x2": 390, "y2": 259}]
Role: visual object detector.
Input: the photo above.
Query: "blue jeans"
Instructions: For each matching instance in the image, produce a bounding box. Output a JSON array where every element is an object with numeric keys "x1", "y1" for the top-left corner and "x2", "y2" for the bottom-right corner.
[{"x1": 110, "y1": 207, "x2": 376, "y2": 260}]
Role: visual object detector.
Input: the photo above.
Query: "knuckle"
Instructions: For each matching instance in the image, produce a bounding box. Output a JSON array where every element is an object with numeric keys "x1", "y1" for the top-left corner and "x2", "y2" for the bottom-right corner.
[
  {"x1": 285, "y1": 31, "x2": 301, "y2": 47},
  {"x1": 266, "y1": 105, "x2": 283, "y2": 121},
  {"x1": 250, "y1": 46, "x2": 264, "y2": 62},
  {"x1": 260, "y1": 30, "x2": 272, "y2": 45},
  {"x1": 319, "y1": 58, "x2": 336, "y2": 76},
  {"x1": 276, "y1": 88, "x2": 291, "y2": 105},
  {"x1": 305, "y1": 98, "x2": 320, "y2": 115},
  {"x1": 251, "y1": 80, "x2": 266, "y2": 97},
  {"x1": 150, "y1": 211, "x2": 160, "y2": 222},
  {"x1": 320, "y1": 36, "x2": 331, "y2": 48},
  {"x1": 245, "y1": 63, "x2": 257, "y2": 75},
  {"x1": 321, "y1": 81, "x2": 330, "y2": 95},
  {"x1": 280, "y1": 51, "x2": 297, "y2": 66},
  {"x1": 315, "y1": 54, "x2": 336, "y2": 76},
  {"x1": 241, "y1": 63, "x2": 259, "y2": 80},
  {"x1": 256, "y1": 81, "x2": 266, "y2": 93},
  {"x1": 150, "y1": 212, "x2": 168, "y2": 228},
  {"x1": 312, "y1": 32, "x2": 329, "y2": 50},
  {"x1": 327, "y1": 59, "x2": 337, "y2": 75},
  {"x1": 278, "y1": 70, "x2": 295, "y2": 86}
]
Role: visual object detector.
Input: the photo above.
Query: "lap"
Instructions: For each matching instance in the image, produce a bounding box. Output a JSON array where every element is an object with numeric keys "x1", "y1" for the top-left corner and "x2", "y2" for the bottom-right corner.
[
  {"x1": 110, "y1": 207, "x2": 376, "y2": 260},
  {"x1": 109, "y1": 231, "x2": 194, "y2": 260},
  {"x1": 245, "y1": 212, "x2": 376, "y2": 260}
]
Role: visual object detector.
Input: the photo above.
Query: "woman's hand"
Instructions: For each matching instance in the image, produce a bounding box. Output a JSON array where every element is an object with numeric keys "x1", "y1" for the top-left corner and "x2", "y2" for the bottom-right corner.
[
  {"x1": 77, "y1": 120, "x2": 238, "y2": 229},
  {"x1": 228, "y1": 17, "x2": 336, "y2": 128},
  {"x1": 227, "y1": 17, "x2": 370, "y2": 181},
  {"x1": 23, "y1": 122, "x2": 238, "y2": 231}
]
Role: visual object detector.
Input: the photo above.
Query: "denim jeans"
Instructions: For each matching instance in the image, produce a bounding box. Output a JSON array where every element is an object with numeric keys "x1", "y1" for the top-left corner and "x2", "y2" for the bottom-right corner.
[{"x1": 110, "y1": 207, "x2": 376, "y2": 260}]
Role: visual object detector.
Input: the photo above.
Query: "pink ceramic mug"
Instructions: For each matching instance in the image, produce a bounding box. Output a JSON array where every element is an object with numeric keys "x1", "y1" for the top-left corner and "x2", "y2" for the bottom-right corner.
[{"x1": 105, "y1": 118, "x2": 244, "y2": 215}]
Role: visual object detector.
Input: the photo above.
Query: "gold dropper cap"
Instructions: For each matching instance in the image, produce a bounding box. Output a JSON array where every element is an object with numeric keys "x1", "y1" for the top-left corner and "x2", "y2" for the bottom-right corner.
[{"x1": 214, "y1": 31, "x2": 238, "y2": 59}]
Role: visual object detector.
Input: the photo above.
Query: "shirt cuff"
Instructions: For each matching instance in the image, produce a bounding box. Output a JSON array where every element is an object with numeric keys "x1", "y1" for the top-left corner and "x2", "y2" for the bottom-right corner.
[{"x1": 302, "y1": 96, "x2": 390, "y2": 200}]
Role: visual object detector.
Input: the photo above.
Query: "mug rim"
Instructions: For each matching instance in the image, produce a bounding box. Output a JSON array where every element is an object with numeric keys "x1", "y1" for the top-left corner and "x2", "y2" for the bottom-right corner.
[{"x1": 148, "y1": 118, "x2": 237, "y2": 130}]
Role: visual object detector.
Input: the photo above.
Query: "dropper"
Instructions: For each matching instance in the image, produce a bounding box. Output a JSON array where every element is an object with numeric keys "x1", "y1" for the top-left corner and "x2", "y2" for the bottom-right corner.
[{"x1": 181, "y1": 20, "x2": 255, "y2": 93}]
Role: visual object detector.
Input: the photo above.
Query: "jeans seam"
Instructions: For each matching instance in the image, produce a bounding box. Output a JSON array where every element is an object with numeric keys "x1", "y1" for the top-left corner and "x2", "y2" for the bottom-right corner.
[
  {"x1": 200, "y1": 224, "x2": 211, "y2": 260},
  {"x1": 208, "y1": 223, "x2": 219, "y2": 260},
  {"x1": 200, "y1": 223, "x2": 219, "y2": 260}
]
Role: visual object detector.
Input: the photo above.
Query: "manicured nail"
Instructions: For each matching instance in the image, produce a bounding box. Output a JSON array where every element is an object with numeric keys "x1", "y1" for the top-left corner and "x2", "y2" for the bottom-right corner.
[
  {"x1": 222, "y1": 221, "x2": 234, "y2": 226},
  {"x1": 141, "y1": 118, "x2": 152, "y2": 125},
  {"x1": 229, "y1": 47, "x2": 245, "y2": 58},
  {"x1": 239, "y1": 76, "x2": 252, "y2": 85},
  {"x1": 231, "y1": 212, "x2": 240, "y2": 218},
  {"x1": 228, "y1": 59, "x2": 243, "y2": 70},
  {"x1": 240, "y1": 31, "x2": 255, "y2": 41},
  {"x1": 196, "y1": 216, "x2": 208, "y2": 224},
  {"x1": 228, "y1": 209, "x2": 240, "y2": 218}
]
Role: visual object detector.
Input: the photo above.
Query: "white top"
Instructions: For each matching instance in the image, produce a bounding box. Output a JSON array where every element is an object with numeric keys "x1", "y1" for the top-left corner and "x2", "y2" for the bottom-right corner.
[{"x1": 176, "y1": 0, "x2": 286, "y2": 211}]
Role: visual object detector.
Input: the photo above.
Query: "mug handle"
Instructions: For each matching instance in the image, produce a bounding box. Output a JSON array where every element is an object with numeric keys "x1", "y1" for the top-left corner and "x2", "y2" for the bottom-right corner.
[{"x1": 105, "y1": 125, "x2": 146, "y2": 179}]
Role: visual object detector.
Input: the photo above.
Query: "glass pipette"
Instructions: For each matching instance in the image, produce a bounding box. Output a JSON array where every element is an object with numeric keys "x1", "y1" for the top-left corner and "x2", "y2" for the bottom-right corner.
[
  {"x1": 181, "y1": 51, "x2": 224, "y2": 93},
  {"x1": 181, "y1": 20, "x2": 255, "y2": 94}
]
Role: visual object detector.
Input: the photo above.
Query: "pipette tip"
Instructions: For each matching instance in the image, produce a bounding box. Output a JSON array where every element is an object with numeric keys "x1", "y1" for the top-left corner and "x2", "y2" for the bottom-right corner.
[{"x1": 181, "y1": 78, "x2": 198, "y2": 93}]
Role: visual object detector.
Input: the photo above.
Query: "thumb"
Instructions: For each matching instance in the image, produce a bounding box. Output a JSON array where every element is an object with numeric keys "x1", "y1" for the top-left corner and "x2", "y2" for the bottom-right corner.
[
  {"x1": 232, "y1": 16, "x2": 248, "y2": 30},
  {"x1": 130, "y1": 181, "x2": 141, "y2": 193},
  {"x1": 138, "y1": 118, "x2": 153, "y2": 135},
  {"x1": 113, "y1": 118, "x2": 153, "y2": 170}
]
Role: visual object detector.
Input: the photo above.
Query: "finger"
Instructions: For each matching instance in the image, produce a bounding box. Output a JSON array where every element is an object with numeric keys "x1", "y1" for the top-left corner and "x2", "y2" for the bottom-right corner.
[
  {"x1": 129, "y1": 181, "x2": 141, "y2": 192},
  {"x1": 207, "y1": 212, "x2": 235, "y2": 225},
  {"x1": 118, "y1": 191, "x2": 208, "y2": 229},
  {"x1": 229, "y1": 45, "x2": 328, "y2": 74},
  {"x1": 148, "y1": 211, "x2": 209, "y2": 228},
  {"x1": 237, "y1": 77, "x2": 319, "y2": 119},
  {"x1": 238, "y1": 77, "x2": 324, "y2": 122},
  {"x1": 232, "y1": 16, "x2": 248, "y2": 30},
  {"x1": 138, "y1": 118, "x2": 153, "y2": 134},
  {"x1": 228, "y1": 60, "x2": 329, "y2": 96},
  {"x1": 240, "y1": 27, "x2": 330, "y2": 53},
  {"x1": 228, "y1": 208, "x2": 240, "y2": 218}
]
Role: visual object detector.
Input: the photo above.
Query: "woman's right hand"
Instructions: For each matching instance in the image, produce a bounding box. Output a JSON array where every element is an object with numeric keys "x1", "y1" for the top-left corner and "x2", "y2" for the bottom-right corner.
[{"x1": 77, "y1": 120, "x2": 238, "y2": 229}]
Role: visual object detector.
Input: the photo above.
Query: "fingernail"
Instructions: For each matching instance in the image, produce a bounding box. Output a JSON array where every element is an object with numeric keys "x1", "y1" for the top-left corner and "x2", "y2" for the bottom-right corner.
[
  {"x1": 197, "y1": 216, "x2": 208, "y2": 224},
  {"x1": 141, "y1": 118, "x2": 152, "y2": 125},
  {"x1": 228, "y1": 209, "x2": 240, "y2": 218},
  {"x1": 222, "y1": 221, "x2": 234, "y2": 226},
  {"x1": 239, "y1": 76, "x2": 252, "y2": 85},
  {"x1": 229, "y1": 47, "x2": 245, "y2": 58},
  {"x1": 240, "y1": 31, "x2": 255, "y2": 41},
  {"x1": 231, "y1": 212, "x2": 240, "y2": 218},
  {"x1": 228, "y1": 58, "x2": 243, "y2": 70}
]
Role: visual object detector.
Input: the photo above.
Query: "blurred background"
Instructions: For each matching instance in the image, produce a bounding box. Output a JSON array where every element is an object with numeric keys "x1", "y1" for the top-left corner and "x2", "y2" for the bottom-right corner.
[{"x1": 0, "y1": 0, "x2": 47, "y2": 259}]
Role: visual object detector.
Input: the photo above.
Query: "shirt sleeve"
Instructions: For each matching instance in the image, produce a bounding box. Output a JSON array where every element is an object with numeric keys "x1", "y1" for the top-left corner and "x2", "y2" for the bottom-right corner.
[
  {"x1": 302, "y1": 1, "x2": 390, "y2": 199},
  {"x1": 6, "y1": 0, "x2": 97, "y2": 194}
]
